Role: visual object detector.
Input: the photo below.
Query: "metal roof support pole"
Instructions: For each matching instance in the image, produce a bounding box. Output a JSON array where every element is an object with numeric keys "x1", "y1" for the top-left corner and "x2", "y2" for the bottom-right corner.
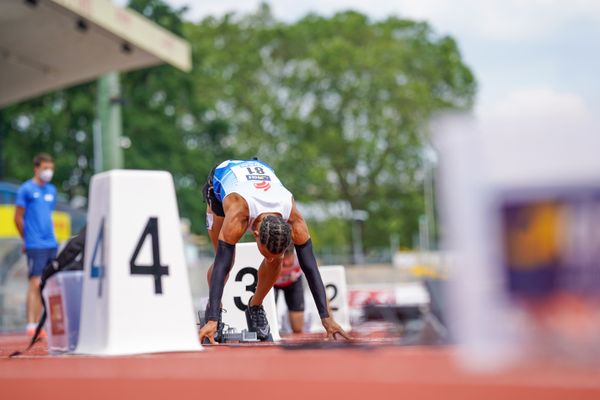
[
  {"x1": 0, "y1": 109, "x2": 5, "y2": 180},
  {"x1": 97, "y1": 72, "x2": 123, "y2": 171}
]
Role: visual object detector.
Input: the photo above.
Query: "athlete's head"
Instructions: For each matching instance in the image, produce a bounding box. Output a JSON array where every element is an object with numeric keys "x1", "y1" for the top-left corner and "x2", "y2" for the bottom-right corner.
[
  {"x1": 282, "y1": 243, "x2": 296, "y2": 269},
  {"x1": 254, "y1": 215, "x2": 292, "y2": 258}
]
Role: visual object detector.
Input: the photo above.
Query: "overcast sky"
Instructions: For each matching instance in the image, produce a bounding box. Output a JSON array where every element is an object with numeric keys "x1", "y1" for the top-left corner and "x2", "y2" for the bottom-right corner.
[{"x1": 117, "y1": 0, "x2": 600, "y2": 127}]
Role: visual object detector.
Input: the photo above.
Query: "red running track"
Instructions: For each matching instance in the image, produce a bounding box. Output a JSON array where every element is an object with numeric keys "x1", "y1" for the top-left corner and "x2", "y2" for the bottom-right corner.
[{"x1": 2, "y1": 333, "x2": 600, "y2": 400}]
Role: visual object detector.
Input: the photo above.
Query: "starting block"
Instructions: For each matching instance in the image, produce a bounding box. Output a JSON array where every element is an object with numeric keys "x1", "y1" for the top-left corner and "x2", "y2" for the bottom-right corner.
[
  {"x1": 305, "y1": 265, "x2": 351, "y2": 333},
  {"x1": 219, "y1": 242, "x2": 281, "y2": 341},
  {"x1": 220, "y1": 328, "x2": 259, "y2": 343},
  {"x1": 76, "y1": 170, "x2": 202, "y2": 355},
  {"x1": 197, "y1": 309, "x2": 261, "y2": 343}
]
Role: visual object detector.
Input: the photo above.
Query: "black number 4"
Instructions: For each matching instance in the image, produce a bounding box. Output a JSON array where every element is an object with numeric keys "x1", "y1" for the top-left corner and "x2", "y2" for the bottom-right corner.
[{"x1": 130, "y1": 217, "x2": 169, "y2": 294}]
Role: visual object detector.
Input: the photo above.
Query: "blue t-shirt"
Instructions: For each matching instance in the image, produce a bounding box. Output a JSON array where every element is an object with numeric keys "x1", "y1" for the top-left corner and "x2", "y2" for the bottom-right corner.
[{"x1": 15, "y1": 179, "x2": 58, "y2": 249}]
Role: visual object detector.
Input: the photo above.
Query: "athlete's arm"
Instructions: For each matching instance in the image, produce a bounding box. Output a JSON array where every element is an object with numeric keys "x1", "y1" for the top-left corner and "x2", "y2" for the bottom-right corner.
[
  {"x1": 288, "y1": 201, "x2": 350, "y2": 340},
  {"x1": 205, "y1": 195, "x2": 248, "y2": 321},
  {"x1": 14, "y1": 206, "x2": 25, "y2": 239},
  {"x1": 218, "y1": 194, "x2": 249, "y2": 244},
  {"x1": 288, "y1": 201, "x2": 328, "y2": 318}
]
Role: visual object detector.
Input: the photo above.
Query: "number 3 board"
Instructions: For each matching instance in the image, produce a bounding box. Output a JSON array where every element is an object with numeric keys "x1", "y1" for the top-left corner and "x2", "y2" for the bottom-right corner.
[{"x1": 220, "y1": 242, "x2": 281, "y2": 341}]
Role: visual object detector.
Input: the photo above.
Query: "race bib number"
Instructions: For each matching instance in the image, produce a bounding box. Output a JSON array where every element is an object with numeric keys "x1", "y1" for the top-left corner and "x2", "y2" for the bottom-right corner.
[{"x1": 231, "y1": 162, "x2": 280, "y2": 190}]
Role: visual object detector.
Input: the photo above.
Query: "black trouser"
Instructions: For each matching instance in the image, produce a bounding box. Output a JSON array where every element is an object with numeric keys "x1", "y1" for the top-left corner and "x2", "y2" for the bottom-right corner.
[{"x1": 274, "y1": 279, "x2": 305, "y2": 312}]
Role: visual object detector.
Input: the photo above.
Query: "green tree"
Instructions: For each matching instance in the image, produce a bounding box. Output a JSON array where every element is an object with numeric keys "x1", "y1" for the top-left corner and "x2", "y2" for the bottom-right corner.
[
  {"x1": 1, "y1": 0, "x2": 225, "y2": 235},
  {"x1": 185, "y1": 6, "x2": 476, "y2": 250},
  {"x1": 121, "y1": 0, "x2": 230, "y2": 234},
  {"x1": 1, "y1": 2, "x2": 476, "y2": 254},
  {"x1": 0, "y1": 83, "x2": 96, "y2": 199}
]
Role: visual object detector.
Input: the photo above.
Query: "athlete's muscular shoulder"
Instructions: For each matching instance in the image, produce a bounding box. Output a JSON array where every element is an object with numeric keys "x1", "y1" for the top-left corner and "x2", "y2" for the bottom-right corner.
[
  {"x1": 288, "y1": 200, "x2": 310, "y2": 245},
  {"x1": 223, "y1": 193, "x2": 249, "y2": 214},
  {"x1": 220, "y1": 194, "x2": 249, "y2": 244}
]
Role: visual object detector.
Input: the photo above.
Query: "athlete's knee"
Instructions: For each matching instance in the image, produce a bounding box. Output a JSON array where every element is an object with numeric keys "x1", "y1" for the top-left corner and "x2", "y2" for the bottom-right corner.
[
  {"x1": 206, "y1": 264, "x2": 214, "y2": 283},
  {"x1": 29, "y1": 276, "x2": 41, "y2": 286},
  {"x1": 289, "y1": 311, "x2": 304, "y2": 333}
]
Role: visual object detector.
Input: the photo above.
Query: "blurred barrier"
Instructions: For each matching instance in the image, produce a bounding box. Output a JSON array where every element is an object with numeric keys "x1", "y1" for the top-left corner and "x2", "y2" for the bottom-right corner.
[
  {"x1": 0, "y1": 239, "x2": 25, "y2": 331},
  {"x1": 0, "y1": 205, "x2": 71, "y2": 241},
  {"x1": 437, "y1": 114, "x2": 600, "y2": 369}
]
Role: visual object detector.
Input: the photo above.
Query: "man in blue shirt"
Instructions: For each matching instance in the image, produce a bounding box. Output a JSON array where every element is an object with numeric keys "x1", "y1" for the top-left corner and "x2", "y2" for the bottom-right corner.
[{"x1": 14, "y1": 153, "x2": 58, "y2": 336}]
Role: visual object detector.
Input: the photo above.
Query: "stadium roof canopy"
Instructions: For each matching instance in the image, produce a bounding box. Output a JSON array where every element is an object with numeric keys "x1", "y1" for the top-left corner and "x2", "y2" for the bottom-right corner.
[{"x1": 0, "y1": 0, "x2": 191, "y2": 108}]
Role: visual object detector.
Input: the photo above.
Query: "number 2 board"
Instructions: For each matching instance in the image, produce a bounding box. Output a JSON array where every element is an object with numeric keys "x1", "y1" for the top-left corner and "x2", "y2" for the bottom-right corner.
[{"x1": 304, "y1": 265, "x2": 351, "y2": 333}]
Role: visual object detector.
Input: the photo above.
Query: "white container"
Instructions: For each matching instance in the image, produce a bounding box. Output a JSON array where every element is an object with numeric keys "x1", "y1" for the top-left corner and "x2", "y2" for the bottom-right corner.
[{"x1": 42, "y1": 270, "x2": 83, "y2": 354}]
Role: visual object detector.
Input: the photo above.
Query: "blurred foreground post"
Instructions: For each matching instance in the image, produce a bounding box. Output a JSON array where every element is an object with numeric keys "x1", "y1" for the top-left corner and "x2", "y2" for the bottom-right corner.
[
  {"x1": 97, "y1": 72, "x2": 123, "y2": 172},
  {"x1": 351, "y1": 209, "x2": 368, "y2": 264}
]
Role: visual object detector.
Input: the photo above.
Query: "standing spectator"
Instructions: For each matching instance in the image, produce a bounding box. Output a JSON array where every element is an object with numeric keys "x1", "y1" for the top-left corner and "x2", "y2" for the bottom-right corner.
[{"x1": 14, "y1": 153, "x2": 58, "y2": 336}]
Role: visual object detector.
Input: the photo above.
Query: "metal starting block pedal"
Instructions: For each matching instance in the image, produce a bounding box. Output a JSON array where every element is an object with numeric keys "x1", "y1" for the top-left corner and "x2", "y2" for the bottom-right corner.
[
  {"x1": 219, "y1": 328, "x2": 274, "y2": 343},
  {"x1": 198, "y1": 310, "x2": 271, "y2": 343},
  {"x1": 221, "y1": 328, "x2": 260, "y2": 343}
]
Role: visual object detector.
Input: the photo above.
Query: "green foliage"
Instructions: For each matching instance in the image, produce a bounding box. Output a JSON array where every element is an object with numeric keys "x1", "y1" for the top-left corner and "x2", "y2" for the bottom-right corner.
[
  {"x1": 122, "y1": 0, "x2": 224, "y2": 234},
  {"x1": 0, "y1": 1, "x2": 476, "y2": 251},
  {"x1": 184, "y1": 6, "x2": 476, "y2": 248},
  {"x1": 1, "y1": 83, "x2": 96, "y2": 199}
]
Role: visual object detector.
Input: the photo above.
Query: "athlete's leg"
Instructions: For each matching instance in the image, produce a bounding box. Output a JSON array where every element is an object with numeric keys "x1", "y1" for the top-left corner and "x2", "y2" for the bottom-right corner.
[
  {"x1": 250, "y1": 257, "x2": 282, "y2": 306},
  {"x1": 26, "y1": 277, "x2": 41, "y2": 324},
  {"x1": 288, "y1": 311, "x2": 304, "y2": 333},
  {"x1": 284, "y1": 279, "x2": 305, "y2": 333},
  {"x1": 25, "y1": 249, "x2": 46, "y2": 326},
  {"x1": 206, "y1": 205, "x2": 226, "y2": 285},
  {"x1": 206, "y1": 206, "x2": 224, "y2": 252},
  {"x1": 202, "y1": 166, "x2": 228, "y2": 286}
]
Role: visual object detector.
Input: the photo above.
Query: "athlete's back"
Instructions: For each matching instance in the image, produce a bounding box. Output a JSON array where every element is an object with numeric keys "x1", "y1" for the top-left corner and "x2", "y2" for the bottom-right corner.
[{"x1": 212, "y1": 160, "x2": 293, "y2": 229}]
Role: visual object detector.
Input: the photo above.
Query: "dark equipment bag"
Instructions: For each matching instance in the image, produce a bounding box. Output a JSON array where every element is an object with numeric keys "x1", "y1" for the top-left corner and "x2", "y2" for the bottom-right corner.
[{"x1": 10, "y1": 227, "x2": 86, "y2": 357}]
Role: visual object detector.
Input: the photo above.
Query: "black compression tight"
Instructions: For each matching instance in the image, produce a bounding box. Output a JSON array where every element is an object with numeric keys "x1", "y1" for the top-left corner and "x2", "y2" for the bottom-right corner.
[
  {"x1": 295, "y1": 239, "x2": 329, "y2": 319},
  {"x1": 206, "y1": 240, "x2": 236, "y2": 321}
]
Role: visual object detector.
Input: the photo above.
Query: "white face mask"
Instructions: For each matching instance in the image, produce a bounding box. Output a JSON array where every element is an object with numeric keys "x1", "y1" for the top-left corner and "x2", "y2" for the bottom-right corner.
[{"x1": 39, "y1": 168, "x2": 54, "y2": 183}]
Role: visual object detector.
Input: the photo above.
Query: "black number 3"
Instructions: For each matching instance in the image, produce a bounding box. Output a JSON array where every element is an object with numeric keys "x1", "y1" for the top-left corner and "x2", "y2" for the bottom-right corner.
[
  {"x1": 234, "y1": 267, "x2": 258, "y2": 311},
  {"x1": 129, "y1": 217, "x2": 169, "y2": 294}
]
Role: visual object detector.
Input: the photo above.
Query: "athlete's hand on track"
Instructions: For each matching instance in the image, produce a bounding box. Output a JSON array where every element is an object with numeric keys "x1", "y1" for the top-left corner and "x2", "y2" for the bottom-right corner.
[
  {"x1": 199, "y1": 320, "x2": 218, "y2": 344},
  {"x1": 321, "y1": 316, "x2": 351, "y2": 340}
]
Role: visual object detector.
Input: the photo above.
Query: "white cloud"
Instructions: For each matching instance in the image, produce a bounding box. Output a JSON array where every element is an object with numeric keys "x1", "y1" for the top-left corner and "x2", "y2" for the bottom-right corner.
[
  {"x1": 113, "y1": 0, "x2": 600, "y2": 127},
  {"x1": 144, "y1": 0, "x2": 600, "y2": 41},
  {"x1": 482, "y1": 87, "x2": 590, "y2": 119},
  {"x1": 392, "y1": 0, "x2": 600, "y2": 41},
  {"x1": 478, "y1": 87, "x2": 595, "y2": 132}
]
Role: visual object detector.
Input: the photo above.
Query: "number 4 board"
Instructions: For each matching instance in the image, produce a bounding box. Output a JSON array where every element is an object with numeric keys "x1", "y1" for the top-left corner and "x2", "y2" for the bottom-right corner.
[{"x1": 76, "y1": 170, "x2": 202, "y2": 355}]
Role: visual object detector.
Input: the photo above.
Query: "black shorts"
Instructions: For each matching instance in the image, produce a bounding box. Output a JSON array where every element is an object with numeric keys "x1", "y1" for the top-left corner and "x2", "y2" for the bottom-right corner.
[
  {"x1": 202, "y1": 166, "x2": 225, "y2": 217},
  {"x1": 275, "y1": 279, "x2": 305, "y2": 312}
]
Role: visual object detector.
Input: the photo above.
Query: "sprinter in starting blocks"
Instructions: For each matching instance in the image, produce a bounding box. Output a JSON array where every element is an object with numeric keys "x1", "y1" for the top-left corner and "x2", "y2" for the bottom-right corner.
[
  {"x1": 201, "y1": 242, "x2": 281, "y2": 343},
  {"x1": 199, "y1": 159, "x2": 350, "y2": 344}
]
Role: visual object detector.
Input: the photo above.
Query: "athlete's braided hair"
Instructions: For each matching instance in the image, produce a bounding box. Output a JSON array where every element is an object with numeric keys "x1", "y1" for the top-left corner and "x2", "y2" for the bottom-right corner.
[{"x1": 259, "y1": 215, "x2": 292, "y2": 255}]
